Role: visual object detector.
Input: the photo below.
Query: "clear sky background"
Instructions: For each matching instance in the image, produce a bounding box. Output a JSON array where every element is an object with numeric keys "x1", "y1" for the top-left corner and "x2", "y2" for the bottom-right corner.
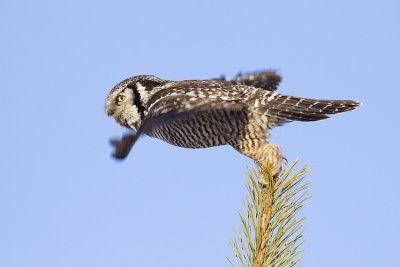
[{"x1": 1, "y1": 0, "x2": 399, "y2": 266}]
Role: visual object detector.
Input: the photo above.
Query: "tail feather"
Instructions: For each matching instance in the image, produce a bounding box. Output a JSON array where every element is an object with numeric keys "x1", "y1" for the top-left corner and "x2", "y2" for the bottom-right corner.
[{"x1": 262, "y1": 93, "x2": 361, "y2": 124}]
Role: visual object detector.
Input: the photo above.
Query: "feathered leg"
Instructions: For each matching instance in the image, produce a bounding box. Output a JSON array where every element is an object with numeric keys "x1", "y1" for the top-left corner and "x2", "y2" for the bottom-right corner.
[
  {"x1": 228, "y1": 115, "x2": 283, "y2": 176},
  {"x1": 230, "y1": 137, "x2": 283, "y2": 176}
]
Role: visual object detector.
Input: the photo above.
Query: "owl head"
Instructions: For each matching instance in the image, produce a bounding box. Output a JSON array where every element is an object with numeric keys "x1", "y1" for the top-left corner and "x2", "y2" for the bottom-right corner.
[{"x1": 105, "y1": 75, "x2": 168, "y2": 130}]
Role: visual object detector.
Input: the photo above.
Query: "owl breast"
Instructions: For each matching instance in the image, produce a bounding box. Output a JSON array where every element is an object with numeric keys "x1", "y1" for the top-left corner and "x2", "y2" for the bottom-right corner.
[{"x1": 146, "y1": 110, "x2": 251, "y2": 148}]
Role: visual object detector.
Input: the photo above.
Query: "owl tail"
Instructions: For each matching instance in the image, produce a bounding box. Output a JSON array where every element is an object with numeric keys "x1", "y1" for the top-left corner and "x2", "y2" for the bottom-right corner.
[{"x1": 263, "y1": 93, "x2": 361, "y2": 123}]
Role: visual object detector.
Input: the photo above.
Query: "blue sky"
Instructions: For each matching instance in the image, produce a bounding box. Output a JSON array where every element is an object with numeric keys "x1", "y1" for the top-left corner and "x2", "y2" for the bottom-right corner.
[{"x1": 1, "y1": 0, "x2": 399, "y2": 266}]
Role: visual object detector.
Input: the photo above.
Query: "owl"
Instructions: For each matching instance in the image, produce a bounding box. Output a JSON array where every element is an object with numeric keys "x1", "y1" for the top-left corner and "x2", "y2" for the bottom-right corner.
[{"x1": 105, "y1": 71, "x2": 360, "y2": 175}]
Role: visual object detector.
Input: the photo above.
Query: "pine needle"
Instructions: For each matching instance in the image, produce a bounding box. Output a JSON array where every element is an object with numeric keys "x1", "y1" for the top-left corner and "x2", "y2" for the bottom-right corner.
[{"x1": 228, "y1": 160, "x2": 311, "y2": 267}]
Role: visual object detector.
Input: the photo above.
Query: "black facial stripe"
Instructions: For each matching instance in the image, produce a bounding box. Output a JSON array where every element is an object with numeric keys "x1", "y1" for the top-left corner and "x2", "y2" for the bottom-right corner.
[{"x1": 127, "y1": 84, "x2": 145, "y2": 118}]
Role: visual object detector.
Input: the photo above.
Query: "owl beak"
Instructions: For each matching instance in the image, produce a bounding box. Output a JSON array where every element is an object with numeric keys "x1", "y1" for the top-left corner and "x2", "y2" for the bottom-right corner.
[{"x1": 106, "y1": 106, "x2": 114, "y2": 116}]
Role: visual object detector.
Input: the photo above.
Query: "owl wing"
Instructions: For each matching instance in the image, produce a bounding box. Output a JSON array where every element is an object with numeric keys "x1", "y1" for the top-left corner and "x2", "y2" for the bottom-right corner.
[
  {"x1": 110, "y1": 83, "x2": 247, "y2": 159},
  {"x1": 232, "y1": 71, "x2": 282, "y2": 91},
  {"x1": 210, "y1": 71, "x2": 282, "y2": 91}
]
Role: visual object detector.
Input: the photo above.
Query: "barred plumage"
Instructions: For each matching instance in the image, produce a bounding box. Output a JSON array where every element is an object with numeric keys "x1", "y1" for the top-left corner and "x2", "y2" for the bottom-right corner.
[{"x1": 105, "y1": 71, "x2": 360, "y2": 175}]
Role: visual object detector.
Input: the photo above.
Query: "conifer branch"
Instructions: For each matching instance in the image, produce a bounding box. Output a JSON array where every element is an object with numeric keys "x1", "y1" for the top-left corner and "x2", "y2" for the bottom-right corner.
[{"x1": 228, "y1": 160, "x2": 310, "y2": 267}]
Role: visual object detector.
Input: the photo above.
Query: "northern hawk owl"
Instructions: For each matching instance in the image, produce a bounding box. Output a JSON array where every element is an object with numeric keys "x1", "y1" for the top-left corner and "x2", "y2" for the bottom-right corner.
[{"x1": 105, "y1": 71, "x2": 360, "y2": 175}]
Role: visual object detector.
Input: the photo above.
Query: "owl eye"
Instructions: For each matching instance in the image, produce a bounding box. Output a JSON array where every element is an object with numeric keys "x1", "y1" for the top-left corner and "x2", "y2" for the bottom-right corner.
[{"x1": 117, "y1": 95, "x2": 126, "y2": 103}]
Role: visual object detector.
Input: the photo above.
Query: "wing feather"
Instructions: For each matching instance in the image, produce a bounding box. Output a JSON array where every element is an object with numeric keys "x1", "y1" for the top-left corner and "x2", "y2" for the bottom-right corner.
[
  {"x1": 232, "y1": 71, "x2": 282, "y2": 91},
  {"x1": 211, "y1": 71, "x2": 283, "y2": 91}
]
